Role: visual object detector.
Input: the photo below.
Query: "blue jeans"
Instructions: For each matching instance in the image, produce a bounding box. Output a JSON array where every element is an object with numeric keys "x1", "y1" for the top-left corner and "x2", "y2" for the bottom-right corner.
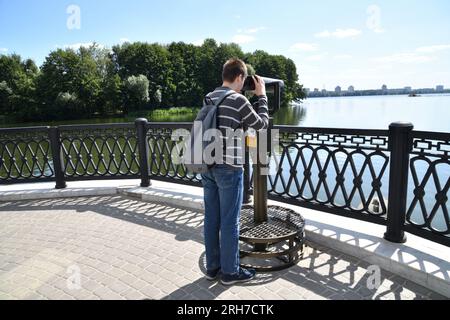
[{"x1": 201, "y1": 165, "x2": 243, "y2": 275}]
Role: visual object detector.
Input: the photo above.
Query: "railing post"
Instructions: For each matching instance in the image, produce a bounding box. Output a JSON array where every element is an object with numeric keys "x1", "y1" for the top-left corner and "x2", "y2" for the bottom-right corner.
[
  {"x1": 48, "y1": 126, "x2": 66, "y2": 189},
  {"x1": 135, "y1": 118, "x2": 151, "y2": 187},
  {"x1": 384, "y1": 122, "x2": 414, "y2": 243},
  {"x1": 243, "y1": 144, "x2": 251, "y2": 204}
]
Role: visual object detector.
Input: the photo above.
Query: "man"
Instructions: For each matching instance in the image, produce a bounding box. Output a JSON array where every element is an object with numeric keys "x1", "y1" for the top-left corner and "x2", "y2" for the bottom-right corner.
[{"x1": 200, "y1": 58, "x2": 268, "y2": 285}]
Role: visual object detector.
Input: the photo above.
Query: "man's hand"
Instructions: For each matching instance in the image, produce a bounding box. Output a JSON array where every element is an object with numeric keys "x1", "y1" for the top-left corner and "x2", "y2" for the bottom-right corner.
[{"x1": 254, "y1": 75, "x2": 266, "y2": 96}]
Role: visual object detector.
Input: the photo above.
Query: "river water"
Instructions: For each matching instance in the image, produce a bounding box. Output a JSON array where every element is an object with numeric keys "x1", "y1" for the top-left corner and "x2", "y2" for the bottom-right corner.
[{"x1": 273, "y1": 94, "x2": 450, "y2": 131}]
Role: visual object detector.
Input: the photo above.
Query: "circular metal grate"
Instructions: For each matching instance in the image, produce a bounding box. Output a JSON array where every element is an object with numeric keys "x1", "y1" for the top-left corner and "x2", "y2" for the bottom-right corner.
[
  {"x1": 240, "y1": 205, "x2": 305, "y2": 243},
  {"x1": 239, "y1": 205, "x2": 305, "y2": 271}
]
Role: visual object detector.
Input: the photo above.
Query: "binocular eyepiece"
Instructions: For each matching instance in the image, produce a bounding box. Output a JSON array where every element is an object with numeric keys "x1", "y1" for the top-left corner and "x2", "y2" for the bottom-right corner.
[
  {"x1": 242, "y1": 76, "x2": 284, "y2": 114},
  {"x1": 242, "y1": 76, "x2": 285, "y2": 92}
]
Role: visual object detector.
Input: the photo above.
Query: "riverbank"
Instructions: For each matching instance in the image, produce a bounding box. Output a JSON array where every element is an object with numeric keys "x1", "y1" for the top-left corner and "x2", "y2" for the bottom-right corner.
[{"x1": 0, "y1": 107, "x2": 200, "y2": 128}]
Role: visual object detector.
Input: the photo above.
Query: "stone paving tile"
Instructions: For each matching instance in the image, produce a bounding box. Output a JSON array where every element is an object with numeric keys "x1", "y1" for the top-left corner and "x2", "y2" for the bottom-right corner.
[{"x1": 0, "y1": 195, "x2": 447, "y2": 300}]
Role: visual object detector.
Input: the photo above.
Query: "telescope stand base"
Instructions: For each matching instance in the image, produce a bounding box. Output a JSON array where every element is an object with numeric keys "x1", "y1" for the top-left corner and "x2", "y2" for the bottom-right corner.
[{"x1": 239, "y1": 205, "x2": 306, "y2": 272}]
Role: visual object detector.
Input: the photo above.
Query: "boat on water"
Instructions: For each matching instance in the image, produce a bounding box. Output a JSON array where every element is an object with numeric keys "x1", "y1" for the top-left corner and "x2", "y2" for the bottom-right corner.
[{"x1": 408, "y1": 93, "x2": 421, "y2": 97}]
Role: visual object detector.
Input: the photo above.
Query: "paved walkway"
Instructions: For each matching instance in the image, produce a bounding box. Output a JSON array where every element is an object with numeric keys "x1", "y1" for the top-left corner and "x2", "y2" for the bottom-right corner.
[{"x1": 0, "y1": 195, "x2": 446, "y2": 300}]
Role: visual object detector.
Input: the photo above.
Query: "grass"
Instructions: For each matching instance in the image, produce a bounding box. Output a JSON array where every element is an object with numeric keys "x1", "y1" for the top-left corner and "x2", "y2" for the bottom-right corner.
[{"x1": 150, "y1": 107, "x2": 199, "y2": 116}]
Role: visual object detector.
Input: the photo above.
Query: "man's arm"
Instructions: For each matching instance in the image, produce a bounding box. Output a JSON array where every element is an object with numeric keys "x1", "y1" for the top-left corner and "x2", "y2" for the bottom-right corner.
[{"x1": 238, "y1": 95, "x2": 269, "y2": 130}]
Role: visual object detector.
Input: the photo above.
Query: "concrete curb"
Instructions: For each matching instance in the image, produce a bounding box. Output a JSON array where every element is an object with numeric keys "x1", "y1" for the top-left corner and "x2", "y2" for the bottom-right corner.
[{"x1": 0, "y1": 187, "x2": 118, "y2": 201}]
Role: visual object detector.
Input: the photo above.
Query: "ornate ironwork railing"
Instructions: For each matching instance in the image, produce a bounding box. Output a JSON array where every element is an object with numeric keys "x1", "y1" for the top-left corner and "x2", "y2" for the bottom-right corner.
[
  {"x1": 59, "y1": 123, "x2": 140, "y2": 182},
  {"x1": 0, "y1": 120, "x2": 448, "y2": 247},
  {"x1": 0, "y1": 126, "x2": 54, "y2": 184},
  {"x1": 143, "y1": 121, "x2": 201, "y2": 186},
  {"x1": 406, "y1": 130, "x2": 450, "y2": 244},
  {"x1": 263, "y1": 126, "x2": 391, "y2": 226}
]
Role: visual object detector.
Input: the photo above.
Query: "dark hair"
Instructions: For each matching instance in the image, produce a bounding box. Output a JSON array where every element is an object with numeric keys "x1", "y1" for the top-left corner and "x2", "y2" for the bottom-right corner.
[{"x1": 222, "y1": 58, "x2": 247, "y2": 82}]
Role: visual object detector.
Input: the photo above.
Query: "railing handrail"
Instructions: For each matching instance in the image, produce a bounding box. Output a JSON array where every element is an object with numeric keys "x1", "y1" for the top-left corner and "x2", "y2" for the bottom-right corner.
[
  {"x1": 0, "y1": 126, "x2": 50, "y2": 134},
  {"x1": 1, "y1": 123, "x2": 449, "y2": 137},
  {"x1": 145, "y1": 122, "x2": 193, "y2": 130},
  {"x1": 273, "y1": 125, "x2": 389, "y2": 136},
  {"x1": 411, "y1": 130, "x2": 450, "y2": 140},
  {"x1": 58, "y1": 123, "x2": 136, "y2": 131}
]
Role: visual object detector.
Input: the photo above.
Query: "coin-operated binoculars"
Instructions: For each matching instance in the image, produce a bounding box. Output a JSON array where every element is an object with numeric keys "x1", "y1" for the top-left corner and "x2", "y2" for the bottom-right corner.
[
  {"x1": 242, "y1": 76, "x2": 284, "y2": 115},
  {"x1": 240, "y1": 76, "x2": 305, "y2": 271}
]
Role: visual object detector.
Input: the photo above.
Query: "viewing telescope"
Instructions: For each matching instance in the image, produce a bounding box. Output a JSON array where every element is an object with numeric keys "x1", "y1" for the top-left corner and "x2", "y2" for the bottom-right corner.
[{"x1": 241, "y1": 76, "x2": 284, "y2": 115}]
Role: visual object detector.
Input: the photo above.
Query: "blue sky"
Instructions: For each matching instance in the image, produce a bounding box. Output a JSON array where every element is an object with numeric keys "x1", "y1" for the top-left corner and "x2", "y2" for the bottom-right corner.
[{"x1": 1, "y1": 0, "x2": 450, "y2": 90}]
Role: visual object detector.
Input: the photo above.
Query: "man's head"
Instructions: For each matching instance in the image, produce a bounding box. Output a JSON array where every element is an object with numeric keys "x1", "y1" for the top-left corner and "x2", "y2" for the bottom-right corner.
[{"x1": 222, "y1": 58, "x2": 248, "y2": 91}]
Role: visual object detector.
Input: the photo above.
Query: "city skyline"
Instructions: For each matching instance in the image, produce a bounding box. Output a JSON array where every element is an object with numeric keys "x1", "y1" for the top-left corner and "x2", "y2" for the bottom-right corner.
[
  {"x1": 306, "y1": 84, "x2": 448, "y2": 98},
  {"x1": 306, "y1": 84, "x2": 446, "y2": 92},
  {"x1": 1, "y1": 0, "x2": 450, "y2": 89}
]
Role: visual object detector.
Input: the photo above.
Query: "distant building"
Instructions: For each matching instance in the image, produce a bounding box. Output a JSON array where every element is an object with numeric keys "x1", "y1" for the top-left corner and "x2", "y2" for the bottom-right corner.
[
  {"x1": 314, "y1": 88, "x2": 319, "y2": 93},
  {"x1": 348, "y1": 86, "x2": 355, "y2": 93},
  {"x1": 436, "y1": 85, "x2": 444, "y2": 93},
  {"x1": 335, "y1": 86, "x2": 341, "y2": 94},
  {"x1": 404, "y1": 87, "x2": 412, "y2": 94},
  {"x1": 321, "y1": 89, "x2": 327, "y2": 96}
]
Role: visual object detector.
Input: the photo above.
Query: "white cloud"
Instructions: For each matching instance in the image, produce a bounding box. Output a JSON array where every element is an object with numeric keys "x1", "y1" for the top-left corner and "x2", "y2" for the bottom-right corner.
[
  {"x1": 234, "y1": 14, "x2": 241, "y2": 19},
  {"x1": 232, "y1": 34, "x2": 255, "y2": 44},
  {"x1": 290, "y1": 43, "x2": 319, "y2": 52},
  {"x1": 233, "y1": 26, "x2": 266, "y2": 44},
  {"x1": 0, "y1": 48, "x2": 8, "y2": 53},
  {"x1": 315, "y1": 28, "x2": 362, "y2": 39},
  {"x1": 373, "y1": 53, "x2": 435, "y2": 64},
  {"x1": 416, "y1": 44, "x2": 450, "y2": 53},
  {"x1": 334, "y1": 54, "x2": 353, "y2": 60}
]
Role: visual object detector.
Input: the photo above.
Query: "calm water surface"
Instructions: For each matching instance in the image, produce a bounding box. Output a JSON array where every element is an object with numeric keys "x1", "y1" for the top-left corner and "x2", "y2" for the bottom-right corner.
[{"x1": 274, "y1": 94, "x2": 450, "y2": 132}]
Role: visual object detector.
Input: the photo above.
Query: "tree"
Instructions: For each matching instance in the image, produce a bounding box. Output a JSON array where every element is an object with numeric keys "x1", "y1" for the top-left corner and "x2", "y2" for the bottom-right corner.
[
  {"x1": 2, "y1": 38, "x2": 306, "y2": 122},
  {"x1": 167, "y1": 42, "x2": 203, "y2": 108},
  {"x1": 112, "y1": 42, "x2": 171, "y2": 106},
  {"x1": 0, "y1": 81, "x2": 12, "y2": 115},
  {"x1": 198, "y1": 39, "x2": 220, "y2": 94},
  {"x1": 54, "y1": 92, "x2": 82, "y2": 119},
  {"x1": 122, "y1": 74, "x2": 150, "y2": 114},
  {"x1": 36, "y1": 44, "x2": 111, "y2": 119},
  {"x1": 36, "y1": 48, "x2": 81, "y2": 118},
  {"x1": 0, "y1": 54, "x2": 39, "y2": 120}
]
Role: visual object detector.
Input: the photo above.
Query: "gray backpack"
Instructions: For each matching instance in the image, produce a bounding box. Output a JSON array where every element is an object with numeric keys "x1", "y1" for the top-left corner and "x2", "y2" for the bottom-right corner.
[{"x1": 184, "y1": 89, "x2": 234, "y2": 174}]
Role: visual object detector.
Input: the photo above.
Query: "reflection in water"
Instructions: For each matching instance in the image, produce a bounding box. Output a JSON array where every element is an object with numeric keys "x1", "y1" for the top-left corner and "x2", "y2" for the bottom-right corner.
[{"x1": 273, "y1": 103, "x2": 307, "y2": 125}]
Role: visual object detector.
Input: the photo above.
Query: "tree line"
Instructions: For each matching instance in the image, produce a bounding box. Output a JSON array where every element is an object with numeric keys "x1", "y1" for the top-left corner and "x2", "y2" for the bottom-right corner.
[{"x1": 0, "y1": 39, "x2": 306, "y2": 122}]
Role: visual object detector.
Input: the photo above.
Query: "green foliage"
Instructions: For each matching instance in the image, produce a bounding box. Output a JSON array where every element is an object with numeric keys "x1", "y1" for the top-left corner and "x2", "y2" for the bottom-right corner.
[
  {"x1": 123, "y1": 74, "x2": 150, "y2": 114},
  {"x1": 54, "y1": 92, "x2": 82, "y2": 119},
  {"x1": 112, "y1": 42, "x2": 171, "y2": 106},
  {"x1": 0, "y1": 54, "x2": 39, "y2": 120},
  {"x1": 0, "y1": 40, "x2": 305, "y2": 123}
]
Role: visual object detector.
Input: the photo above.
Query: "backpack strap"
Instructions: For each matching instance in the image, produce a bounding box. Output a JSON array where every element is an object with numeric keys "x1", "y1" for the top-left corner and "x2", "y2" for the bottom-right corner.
[
  {"x1": 204, "y1": 89, "x2": 234, "y2": 107},
  {"x1": 214, "y1": 89, "x2": 234, "y2": 108}
]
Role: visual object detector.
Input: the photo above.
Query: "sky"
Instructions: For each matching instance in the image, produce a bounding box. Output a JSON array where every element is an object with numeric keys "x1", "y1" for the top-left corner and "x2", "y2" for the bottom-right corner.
[{"x1": 1, "y1": 0, "x2": 450, "y2": 90}]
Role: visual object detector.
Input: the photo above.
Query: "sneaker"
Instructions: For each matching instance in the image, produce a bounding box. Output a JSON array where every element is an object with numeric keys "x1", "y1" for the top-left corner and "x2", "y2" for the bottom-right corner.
[
  {"x1": 205, "y1": 268, "x2": 221, "y2": 281},
  {"x1": 221, "y1": 267, "x2": 256, "y2": 286}
]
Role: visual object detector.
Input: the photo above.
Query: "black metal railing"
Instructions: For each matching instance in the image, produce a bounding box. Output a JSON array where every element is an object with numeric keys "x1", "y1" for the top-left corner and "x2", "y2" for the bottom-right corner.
[
  {"x1": 264, "y1": 125, "x2": 391, "y2": 227},
  {"x1": 0, "y1": 120, "x2": 448, "y2": 247},
  {"x1": 405, "y1": 130, "x2": 450, "y2": 245}
]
